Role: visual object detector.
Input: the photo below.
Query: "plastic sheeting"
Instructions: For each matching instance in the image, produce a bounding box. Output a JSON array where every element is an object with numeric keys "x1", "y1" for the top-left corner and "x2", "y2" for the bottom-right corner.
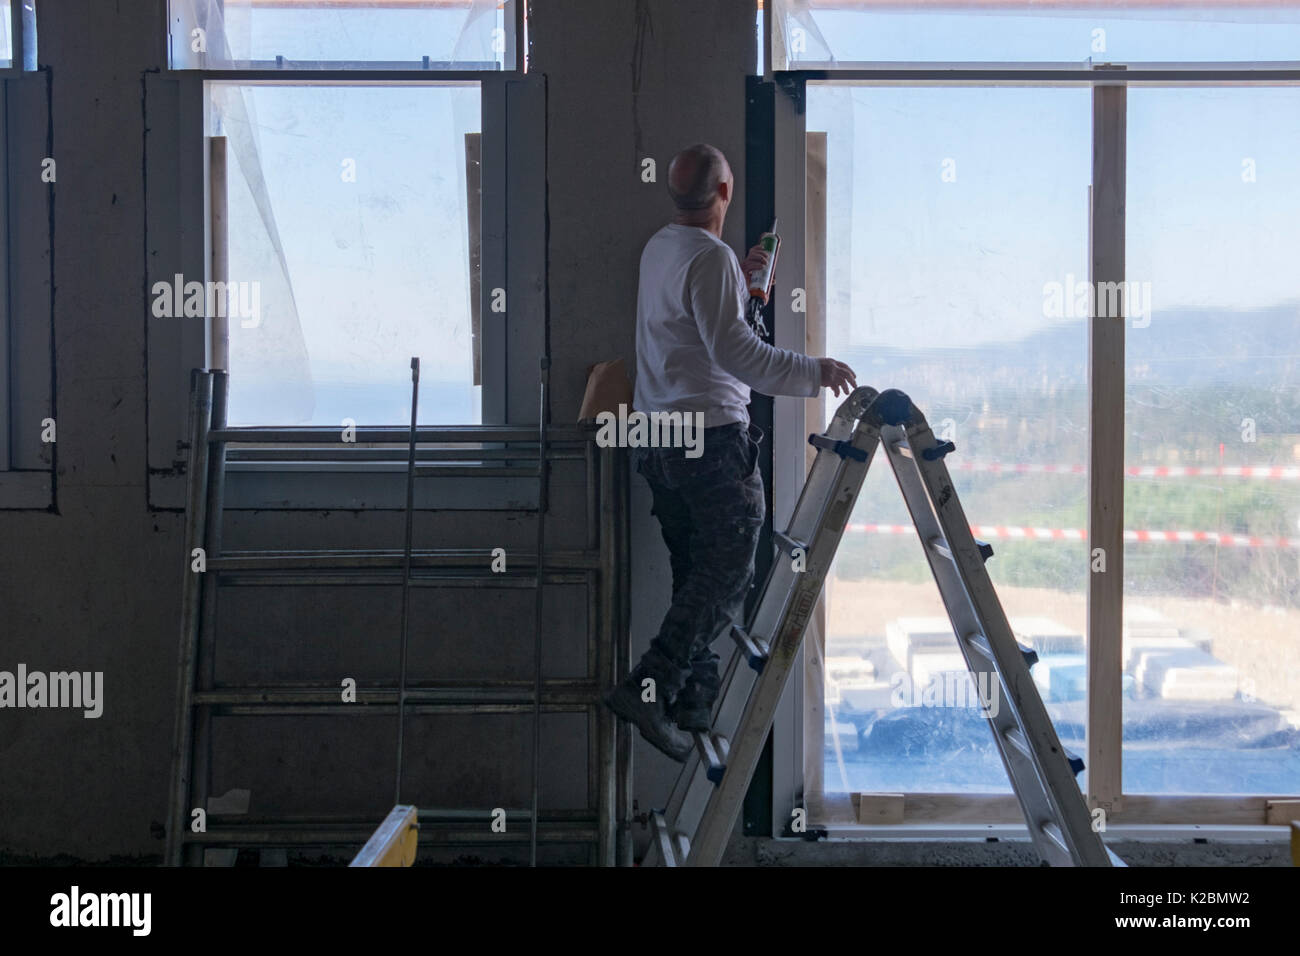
[
  {"x1": 169, "y1": 0, "x2": 505, "y2": 69},
  {"x1": 170, "y1": 1, "x2": 493, "y2": 424},
  {"x1": 770, "y1": 0, "x2": 1300, "y2": 68}
]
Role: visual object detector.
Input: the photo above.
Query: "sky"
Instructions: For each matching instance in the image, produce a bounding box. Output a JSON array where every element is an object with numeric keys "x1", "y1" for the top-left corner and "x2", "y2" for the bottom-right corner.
[{"x1": 808, "y1": 83, "x2": 1300, "y2": 354}]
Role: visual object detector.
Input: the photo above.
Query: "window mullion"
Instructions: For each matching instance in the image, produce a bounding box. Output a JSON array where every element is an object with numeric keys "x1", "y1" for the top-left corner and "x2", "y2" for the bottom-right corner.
[{"x1": 1086, "y1": 74, "x2": 1127, "y2": 815}]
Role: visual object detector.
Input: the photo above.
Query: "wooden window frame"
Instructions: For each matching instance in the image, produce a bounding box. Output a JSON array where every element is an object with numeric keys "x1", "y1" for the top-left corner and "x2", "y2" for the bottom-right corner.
[{"x1": 767, "y1": 65, "x2": 1300, "y2": 835}]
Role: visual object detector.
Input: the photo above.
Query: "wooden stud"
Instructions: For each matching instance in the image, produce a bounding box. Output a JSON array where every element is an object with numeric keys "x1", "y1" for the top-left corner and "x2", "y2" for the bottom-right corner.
[
  {"x1": 856, "y1": 793, "x2": 906, "y2": 825},
  {"x1": 803, "y1": 131, "x2": 830, "y2": 800},
  {"x1": 821, "y1": 792, "x2": 1300, "y2": 826},
  {"x1": 209, "y1": 137, "x2": 229, "y2": 371},
  {"x1": 465, "y1": 132, "x2": 482, "y2": 386},
  {"x1": 1087, "y1": 73, "x2": 1126, "y2": 813},
  {"x1": 1265, "y1": 799, "x2": 1300, "y2": 826}
]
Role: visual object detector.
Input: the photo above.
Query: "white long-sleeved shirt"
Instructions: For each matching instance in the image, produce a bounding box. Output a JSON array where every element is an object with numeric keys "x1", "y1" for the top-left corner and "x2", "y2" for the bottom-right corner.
[{"x1": 633, "y1": 223, "x2": 821, "y2": 428}]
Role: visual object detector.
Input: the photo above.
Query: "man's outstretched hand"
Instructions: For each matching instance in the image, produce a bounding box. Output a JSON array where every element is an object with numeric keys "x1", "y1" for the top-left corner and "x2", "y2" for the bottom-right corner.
[{"x1": 818, "y1": 358, "x2": 858, "y2": 397}]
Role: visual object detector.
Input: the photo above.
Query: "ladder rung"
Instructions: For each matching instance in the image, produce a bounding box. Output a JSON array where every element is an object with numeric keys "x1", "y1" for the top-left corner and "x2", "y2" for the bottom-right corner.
[
  {"x1": 412, "y1": 465, "x2": 539, "y2": 478},
  {"x1": 1020, "y1": 642, "x2": 1039, "y2": 668},
  {"x1": 209, "y1": 424, "x2": 593, "y2": 445},
  {"x1": 227, "y1": 446, "x2": 576, "y2": 463},
  {"x1": 807, "y1": 433, "x2": 868, "y2": 462},
  {"x1": 928, "y1": 538, "x2": 994, "y2": 563},
  {"x1": 182, "y1": 818, "x2": 600, "y2": 848},
  {"x1": 730, "y1": 625, "x2": 769, "y2": 672},
  {"x1": 773, "y1": 531, "x2": 808, "y2": 556},
  {"x1": 963, "y1": 631, "x2": 994, "y2": 662},
  {"x1": 963, "y1": 631, "x2": 1039, "y2": 670},
  {"x1": 190, "y1": 683, "x2": 598, "y2": 707},
  {"x1": 1040, "y1": 821, "x2": 1069, "y2": 854},
  {"x1": 1063, "y1": 747, "x2": 1086, "y2": 777},
  {"x1": 651, "y1": 810, "x2": 680, "y2": 867},
  {"x1": 695, "y1": 733, "x2": 730, "y2": 785},
  {"x1": 1002, "y1": 724, "x2": 1032, "y2": 760},
  {"x1": 1004, "y1": 725, "x2": 1083, "y2": 779},
  {"x1": 207, "y1": 549, "x2": 600, "y2": 571},
  {"x1": 410, "y1": 575, "x2": 541, "y2": 589}
]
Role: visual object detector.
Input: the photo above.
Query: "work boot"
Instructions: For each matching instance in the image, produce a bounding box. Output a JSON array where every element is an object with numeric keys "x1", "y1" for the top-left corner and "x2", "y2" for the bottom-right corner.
[
  {"x1": 603, "y1": 673, "x2": 694, "y2": 763},
  {"x1": 667, "y1": 681, "x2": 716, "y2": 733},
  {"x1": 673, "y1": 705, "x2": 712, "y2": 734}
]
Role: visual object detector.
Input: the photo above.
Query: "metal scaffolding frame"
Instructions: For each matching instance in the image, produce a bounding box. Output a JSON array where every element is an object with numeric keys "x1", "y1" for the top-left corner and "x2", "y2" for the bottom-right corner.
[{"x1": 165, "y1": 369, "x2": 632, "y2": 866}]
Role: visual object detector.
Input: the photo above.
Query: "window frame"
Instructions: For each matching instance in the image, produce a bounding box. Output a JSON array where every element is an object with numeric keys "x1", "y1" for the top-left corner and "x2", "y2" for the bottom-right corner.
[
  {"x1": 165, "y1": 0, "x2": 527, "y2": 74},
  {"x1": 147, "y1": 5, "x2": 543, "y2": 511},
  {"x1": 764, "y1": 0, "x2": 1300, "y2": 74},
  {"x1": 3, "y1": 0, "x2": 35, "y2": 73},
  {"x1": 764, "y1": 56, "x2": 1300, "y2": 837},
  {"x1": 0, "y1": 1, "x2": 52, "y2": 511}
]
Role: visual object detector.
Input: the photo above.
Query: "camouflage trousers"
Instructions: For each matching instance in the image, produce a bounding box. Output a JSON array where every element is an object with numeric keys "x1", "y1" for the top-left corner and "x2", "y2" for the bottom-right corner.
[{"x1": 631, "y1": 420, "x2": 766, "y2": 714}]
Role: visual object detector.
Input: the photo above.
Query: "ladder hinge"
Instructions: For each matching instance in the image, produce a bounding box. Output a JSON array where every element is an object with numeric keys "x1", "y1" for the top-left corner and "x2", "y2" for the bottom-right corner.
[{"x1": 629, "y1": 800, "x2": 651, "y2": 830}]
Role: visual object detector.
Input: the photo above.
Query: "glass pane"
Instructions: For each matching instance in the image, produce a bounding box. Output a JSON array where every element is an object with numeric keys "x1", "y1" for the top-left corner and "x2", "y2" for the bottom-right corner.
[
  {"x1": 810, "y1": 84, "x2": 1090, "y2": 794},
  {"x1": 0, "y1": 1, "x2": 12, "y2": 68},
  {"x1": 209, "y1": 83, "x2": 482, "y2": 426},
  {"x1": 172, "y1": 0, "x2": 508, "y2": 70},
  {"x1": 775, "y1": 0, "x2": 1300, "y2": 68},
  {"x1": 1123, "y1": 88, "x2": 1300, "y2": 794}
]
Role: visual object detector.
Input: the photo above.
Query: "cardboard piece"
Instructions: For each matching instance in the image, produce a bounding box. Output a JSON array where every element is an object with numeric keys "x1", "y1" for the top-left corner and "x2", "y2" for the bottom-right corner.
[{"x1": 578, "y1": 358, "x2": 634, "y2": 422}]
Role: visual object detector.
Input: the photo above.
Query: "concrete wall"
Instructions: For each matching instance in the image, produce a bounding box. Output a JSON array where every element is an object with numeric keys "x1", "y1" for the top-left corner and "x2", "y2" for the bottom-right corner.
[
  {"x1": 1, "y1": 0, "x2": 180, "y2": 861},
  {"x1": 530, "y1": 0, "x2": 759, "y2": 855}
]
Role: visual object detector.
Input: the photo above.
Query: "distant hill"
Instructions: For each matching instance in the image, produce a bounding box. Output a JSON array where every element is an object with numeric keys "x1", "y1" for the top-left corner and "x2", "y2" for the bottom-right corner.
[{"x1": 834, "y1": 303, "x2": 1300, "y2": 391}]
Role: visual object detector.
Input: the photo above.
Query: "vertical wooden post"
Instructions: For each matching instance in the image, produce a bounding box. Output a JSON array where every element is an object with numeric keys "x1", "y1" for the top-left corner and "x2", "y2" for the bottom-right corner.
[
  {"x1": 209, "y1": 137, "x2": 229, "y2": 371},
  {"x1": 769, "y1": 77, "x2": 809, "y2": 836},
  {"x1": 802, "y1": 131, "x2": 829, "y2": 802},
  {"x1": 466, "y1": 132, "x2": 482, "y2": 386},
  {"x1": 1087, "y1": 75, "x2": 1126, "y2": 813}
]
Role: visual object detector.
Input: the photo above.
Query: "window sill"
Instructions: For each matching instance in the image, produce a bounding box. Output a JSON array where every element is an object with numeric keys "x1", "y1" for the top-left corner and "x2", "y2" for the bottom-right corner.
[{"x1": 810, "y1": 823, "x2": 1289, "y2": 843}]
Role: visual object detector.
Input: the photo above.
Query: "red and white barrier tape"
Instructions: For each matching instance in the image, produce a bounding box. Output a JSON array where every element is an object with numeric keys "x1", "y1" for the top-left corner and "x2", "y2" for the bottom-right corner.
[
  {"x1": 845, "y1": 523, "x2": 1300, "y2": 549},
  {"x1": 950, "y1": 461, "x2": 1300, "y2": 480}
]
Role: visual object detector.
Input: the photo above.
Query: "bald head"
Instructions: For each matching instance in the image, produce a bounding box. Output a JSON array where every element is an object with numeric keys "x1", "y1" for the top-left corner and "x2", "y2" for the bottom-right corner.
[{"x1": 668, "y1": 144, "x2": 731, "y2": 212}]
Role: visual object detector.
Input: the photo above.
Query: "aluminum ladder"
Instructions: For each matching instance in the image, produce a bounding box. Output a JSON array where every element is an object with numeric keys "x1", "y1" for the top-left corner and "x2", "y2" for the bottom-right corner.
[
  {"x1": 644, "y1": 385, "x2": 1121, "y2": 867},
  {"x1": 164, "y1": 367, "x2": 632, "y2": 866}
]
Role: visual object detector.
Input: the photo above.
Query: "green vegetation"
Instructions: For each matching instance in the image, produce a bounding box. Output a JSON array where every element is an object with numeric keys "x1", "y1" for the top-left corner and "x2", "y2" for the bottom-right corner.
[{"x1": 829, "y1": 384, "x2": 1300, "y2": 608}]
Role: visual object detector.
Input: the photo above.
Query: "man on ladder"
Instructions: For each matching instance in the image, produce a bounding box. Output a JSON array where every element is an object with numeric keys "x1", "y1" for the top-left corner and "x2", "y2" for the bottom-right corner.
[{"x1": 603, "y1": 143, "x2": 857, "y2": 761}]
